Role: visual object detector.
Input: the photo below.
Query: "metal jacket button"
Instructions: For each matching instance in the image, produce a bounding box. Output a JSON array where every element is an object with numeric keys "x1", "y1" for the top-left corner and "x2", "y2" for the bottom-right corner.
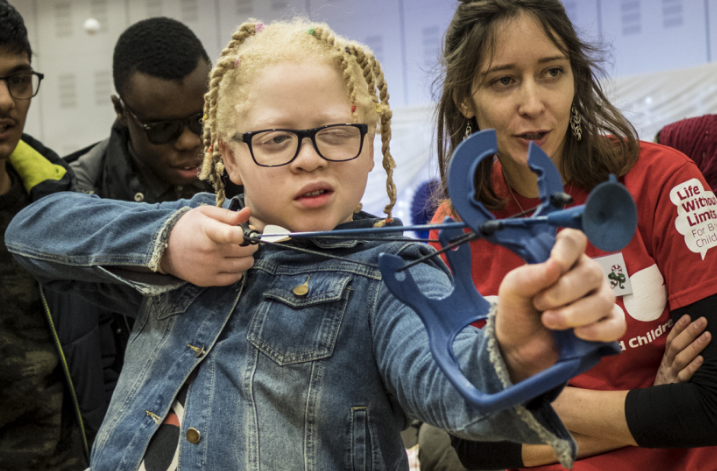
[
  {"x1": 186, "y1": 427, "x2": 201, "y2": 444},
  {"x1": 187, "y1": 344, "x2": 205, "y2": 357},
  {"x1": 293, "y1": 276, "x2": 310, "y2": 297}
]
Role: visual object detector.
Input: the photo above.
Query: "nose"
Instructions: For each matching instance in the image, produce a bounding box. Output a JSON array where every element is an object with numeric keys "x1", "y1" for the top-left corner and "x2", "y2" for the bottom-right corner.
[
  {"x1": 290, "y1": 136, "x2": 328, "y2": 172},
  {"x1": 174, "y1": 122, "x2": 202, "y2": 152},
  {"x1": 0, "y1": 80, "x2": 15, "y2": 112},
  {"x1": 517, "y1": 79, "x2": 544, "y2": 117}
]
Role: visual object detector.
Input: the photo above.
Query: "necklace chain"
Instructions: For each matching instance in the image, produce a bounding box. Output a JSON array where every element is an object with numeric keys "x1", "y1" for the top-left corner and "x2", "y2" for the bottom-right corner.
[
  {"x1": 506, "y1": 182, "x2": 525, "y2": 213},
  {"x1": 502, "y1": 170, "x2": 574, "y2": 215}
]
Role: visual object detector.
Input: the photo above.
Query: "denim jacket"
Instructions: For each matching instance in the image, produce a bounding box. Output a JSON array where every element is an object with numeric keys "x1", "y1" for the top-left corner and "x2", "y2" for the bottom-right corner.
[{"x1": 7, "y1": 192, "x2": 575, "y2": 471}]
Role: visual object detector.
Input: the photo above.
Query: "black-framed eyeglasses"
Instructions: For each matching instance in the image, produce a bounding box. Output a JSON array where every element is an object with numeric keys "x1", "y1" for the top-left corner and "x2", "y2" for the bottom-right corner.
[
  {"x1": 0, "y1": 71, "x2": 44, "y2": 100},
  {"x1": 121, "y1": 99, "x2": 203, "y2": 145},
  {"x1": 231, "y1": 123, "x2": 369, "y2": 167}
]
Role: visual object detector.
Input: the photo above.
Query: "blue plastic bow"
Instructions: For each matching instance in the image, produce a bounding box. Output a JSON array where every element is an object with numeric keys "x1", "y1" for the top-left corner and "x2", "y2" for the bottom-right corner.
[{"x1": 378, "y1": 129, "x2": 635, "y2": 412}]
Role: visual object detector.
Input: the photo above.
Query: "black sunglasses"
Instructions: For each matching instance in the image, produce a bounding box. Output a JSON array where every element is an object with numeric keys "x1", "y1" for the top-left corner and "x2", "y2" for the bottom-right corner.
[{"x1": 121, "y1": 99, "x2": 203, "y2": 145}]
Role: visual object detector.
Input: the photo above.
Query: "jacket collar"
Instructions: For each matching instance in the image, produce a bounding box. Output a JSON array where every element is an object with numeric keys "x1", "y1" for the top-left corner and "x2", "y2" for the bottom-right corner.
[{"x1": 8, "y1": 134, "x2": 75, "y2": 201}]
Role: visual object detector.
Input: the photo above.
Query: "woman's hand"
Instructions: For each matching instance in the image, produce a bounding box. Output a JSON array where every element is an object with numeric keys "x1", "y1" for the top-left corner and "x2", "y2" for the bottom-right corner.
[
  {"x1": 160, "y1": 206, "x2": 258, "y2": 286},
  {"x1": 496, "y1": 229, "x2": 624, "y2": 383},
  {"x1": 654, "y1": 314, "x2": 710, "y2": 385}
]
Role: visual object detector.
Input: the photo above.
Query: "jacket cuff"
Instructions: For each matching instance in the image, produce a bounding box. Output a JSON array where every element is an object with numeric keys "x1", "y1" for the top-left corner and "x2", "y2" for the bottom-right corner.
[
  {"x1": 148, "y1": 206, "x2": 192, "y2": 273},
  {"x1": 485, "y1": 302, "x2": 577, "y2": 469}
]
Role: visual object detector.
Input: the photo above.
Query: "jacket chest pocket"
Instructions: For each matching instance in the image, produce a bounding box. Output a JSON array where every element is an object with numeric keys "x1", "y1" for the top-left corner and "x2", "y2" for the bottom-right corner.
[
  {"x1": 247, "y1": 273, "x2": 352, "y2": 366},
  {"x1": 152, "y1": 284, "x2": 206, "y2": 320},
  {"x1": 130, "y1": 284, "x2": 206, "y2": 344}
]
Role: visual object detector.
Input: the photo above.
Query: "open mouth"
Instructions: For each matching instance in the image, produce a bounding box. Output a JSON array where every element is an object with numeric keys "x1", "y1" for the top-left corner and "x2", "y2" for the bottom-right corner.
[
  {"x1": 173, "y1": 164, "x2": 201, "y2": 180},
  {"x1": 174, "y1": 163, "x2": 201, "y2": 173},
  {"x1": 518, "y1": 132, "x2": 547, "y2": 140},
  {"x1": 302, "y1": 189, "x2": 328, "y2": 197}
]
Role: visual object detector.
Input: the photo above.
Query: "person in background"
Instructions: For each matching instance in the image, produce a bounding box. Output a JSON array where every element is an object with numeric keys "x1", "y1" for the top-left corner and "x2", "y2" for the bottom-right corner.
[
  {"x1": 67, "y1": 17, "x2": 214, "y2": 203},
  {"x1": 63, "y1": 19, "x2": 238, "y2": 441},
  {"x1": 410, "y1": 179, "x2": 441, "y2": 240},
  {"x1": 428, "y1": 0, "x2": 717, "y2": 470},
  {"x1": 0, "y1": 2, "x2": 86, "y2": 469},
  {"x1": 656, "y1": 114, "x2": 717, "y2": 193}
]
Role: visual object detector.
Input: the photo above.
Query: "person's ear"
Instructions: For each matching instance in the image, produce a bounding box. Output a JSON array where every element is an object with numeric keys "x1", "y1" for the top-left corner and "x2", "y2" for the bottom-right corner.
[
  {"x1": 111, "y1": 95, "x2": 128, "y2": 126},
  {"x1": 455, "y1": 94, "x2": 476, "y2": 119},
  {"x1": 219, "y1": 139, "x2": 243, "y2": 186}
]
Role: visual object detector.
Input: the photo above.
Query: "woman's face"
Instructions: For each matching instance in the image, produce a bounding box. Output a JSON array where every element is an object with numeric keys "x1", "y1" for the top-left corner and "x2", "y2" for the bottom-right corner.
[{"x1": 462, "y1": 12, "x2": 575, "y2": 183}]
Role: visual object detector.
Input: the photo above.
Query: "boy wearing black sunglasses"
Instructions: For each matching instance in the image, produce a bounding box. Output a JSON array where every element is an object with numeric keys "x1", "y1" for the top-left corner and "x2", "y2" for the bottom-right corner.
[
  {"x1": 67, "y1": 17, "x2": 214, "y2": 204},
  {"x1": 60, "y1": 18, "x2": 221, "y2": 457}
]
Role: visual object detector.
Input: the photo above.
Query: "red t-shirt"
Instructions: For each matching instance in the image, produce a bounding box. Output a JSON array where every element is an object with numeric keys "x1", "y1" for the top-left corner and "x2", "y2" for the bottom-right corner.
[{"x1": 430, "y1": 141, "x2": 717, "y2": 470}]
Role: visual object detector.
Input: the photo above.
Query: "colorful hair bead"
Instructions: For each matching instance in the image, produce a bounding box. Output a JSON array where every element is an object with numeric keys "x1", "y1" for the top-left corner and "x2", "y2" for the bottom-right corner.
[
  {"x1": 351, "y1": 105, "x2": 357, "y2": 113},
  {"x1": 234, "y1": 56, "x2": 241, "y2": 67},
  {"x1": 255, "y1": 22, "x2": 265, "y2": 33},
  {"x1": 307, "y1": 28, "x2": 314, "y2": 36}
]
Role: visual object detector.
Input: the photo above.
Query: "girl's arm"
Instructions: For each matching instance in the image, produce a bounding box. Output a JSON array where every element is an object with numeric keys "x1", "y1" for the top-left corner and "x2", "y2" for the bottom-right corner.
[{"x1": 6, "y1": 192, "x2": 236, "y2": 311}]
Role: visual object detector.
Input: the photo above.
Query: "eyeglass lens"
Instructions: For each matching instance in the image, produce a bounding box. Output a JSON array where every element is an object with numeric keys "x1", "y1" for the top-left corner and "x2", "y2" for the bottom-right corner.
[
  {"x1": 252, "y1": 125, "x2": 363, "y2": 166},
  {"x1": 145, "y1": 114, "x2": 203, "y2": 144},
  {"x1": 6, "y1": 73, "x2": 41, "y2": 99}
]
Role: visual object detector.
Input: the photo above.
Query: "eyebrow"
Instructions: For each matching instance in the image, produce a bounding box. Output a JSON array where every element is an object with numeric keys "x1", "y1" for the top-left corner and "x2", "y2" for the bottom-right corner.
[
  {"x1": 4, "y1": 64, "x2": 33, "y2": 75},
  {"x1": 480, "y1": 55, "x2": 568, "y2": 78}
]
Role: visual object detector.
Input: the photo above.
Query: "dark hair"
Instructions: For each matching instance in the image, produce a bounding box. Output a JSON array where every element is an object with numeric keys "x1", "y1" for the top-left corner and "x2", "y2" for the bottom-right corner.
[
  {"x1": 113, "y1": 17, "x2": 210, "y2": 96},
  {"x1": 436, "y1": 0, "x2": 639, "y2": 209},
  {"x1": 0, "y1": 1, "x2": 32, "y2": 60}
]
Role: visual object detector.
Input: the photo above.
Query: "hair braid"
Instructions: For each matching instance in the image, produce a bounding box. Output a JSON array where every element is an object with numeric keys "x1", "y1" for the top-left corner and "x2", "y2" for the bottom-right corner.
[
  {"x1": 309, "y1": 27, "x2": 358, "y2": 121},
  {"x1": 348, "y1": 44, "x2": 379, "y2": 108},
  {"x1": 343, "y1": 44, "x2": 396, "y2": 222},
  {"x1": 200, "y1": 22, "x2": 257, "y2": 206},
  {"x1": 371, "y1": 54, "x2": 396, "y2": 221}
]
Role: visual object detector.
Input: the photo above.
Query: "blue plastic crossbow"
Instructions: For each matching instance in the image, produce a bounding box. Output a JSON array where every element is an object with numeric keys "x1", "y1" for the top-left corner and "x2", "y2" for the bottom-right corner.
[{"x1": 378, "y1": 129, "x2": 636, "y2": 413}]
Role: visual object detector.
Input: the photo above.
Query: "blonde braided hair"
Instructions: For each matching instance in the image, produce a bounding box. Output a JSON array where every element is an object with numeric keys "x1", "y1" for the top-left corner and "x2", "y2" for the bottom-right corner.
[
  {"x1": 200, "y1": 22, "x2": 259, "y2": 206},
  {"x1": 370, "y1": 54, "x2": 396, "y2": 220},
  {"x1": 200, "y1": 19, "x2": 397, "y2": 222}
]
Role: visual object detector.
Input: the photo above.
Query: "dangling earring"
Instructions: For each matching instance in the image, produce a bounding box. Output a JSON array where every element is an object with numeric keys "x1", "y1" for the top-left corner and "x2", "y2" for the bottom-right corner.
[
  {"x1": 570, "y1": 105, "x2": 582, "y2": 141},
  {"x1": 463, "y1": 121, "x2": 472, "y2": 141}
]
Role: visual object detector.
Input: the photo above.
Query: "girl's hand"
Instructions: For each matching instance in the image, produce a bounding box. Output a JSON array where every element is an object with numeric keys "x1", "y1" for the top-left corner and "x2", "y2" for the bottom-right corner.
[
  {"x1": 160, "y1": 206, "x2": 258, "y2": 286},
  {"x1": 654, "y1": 314, "x2": 710, "y2": 385},
  {"x1": 496, "y1": 229, "x2": 624, "y2": 383}
]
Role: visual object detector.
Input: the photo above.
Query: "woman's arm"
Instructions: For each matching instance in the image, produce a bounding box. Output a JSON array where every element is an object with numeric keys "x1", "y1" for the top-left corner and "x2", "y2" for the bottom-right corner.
[
  {"x1": 450, "y1": 308, "x2": 711, "y2": 468},
  {"x1": 521, "y1": 432, "x2": 632, "y2": 467},
  {"x1": 625, "y1": 295, "x2": 717, "y2": 447}
]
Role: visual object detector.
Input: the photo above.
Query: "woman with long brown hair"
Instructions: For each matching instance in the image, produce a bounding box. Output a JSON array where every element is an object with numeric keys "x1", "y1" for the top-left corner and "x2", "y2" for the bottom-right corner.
[{"x1": 428, "y1": 1, "x2": 717, "y2": 469}]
